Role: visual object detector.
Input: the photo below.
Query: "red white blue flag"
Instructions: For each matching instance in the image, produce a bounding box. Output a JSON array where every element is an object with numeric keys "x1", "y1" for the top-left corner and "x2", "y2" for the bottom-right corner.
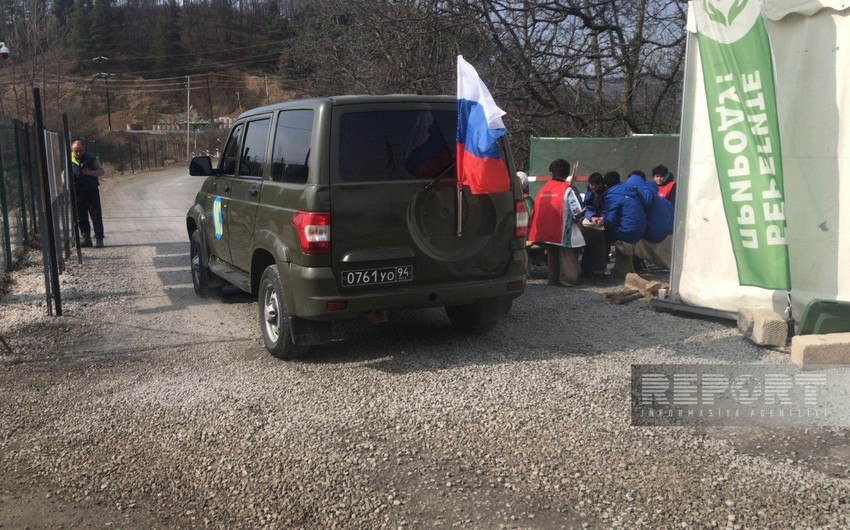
[{"x1": 456, "y1": 55, "x2": 510, "y2": 194}]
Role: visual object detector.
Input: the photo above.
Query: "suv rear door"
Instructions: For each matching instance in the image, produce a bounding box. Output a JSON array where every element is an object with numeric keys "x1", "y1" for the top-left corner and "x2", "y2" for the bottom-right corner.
[{"x1": 329, "y1": 102, "x2": 516, "y2": 291}]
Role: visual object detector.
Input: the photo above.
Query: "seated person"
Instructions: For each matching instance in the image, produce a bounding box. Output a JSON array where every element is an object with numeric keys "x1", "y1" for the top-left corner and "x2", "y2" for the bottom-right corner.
[
  {"x1": 601, "y1": 171, "x2": 646, "y2": 245},
  {"x1": 601, "y1": 170, "x2": 672, "y2": 276},
  {"x1": 652, "y1": 164, "x2": 676, "y2": 208},
  {"x1": 579, "y1": 172, "x2": 609, "y2": 277}
]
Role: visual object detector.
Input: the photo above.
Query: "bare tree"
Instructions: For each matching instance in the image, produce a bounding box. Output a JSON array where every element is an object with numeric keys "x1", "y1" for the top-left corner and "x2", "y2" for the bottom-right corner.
[
  {"x1": 0, "y1": 0, "x2": 687, "y2": 170},
  {"x1": 454, "y1": 0, "x2": 687, "y2": 163},
  {"x1": 278, "y1": 0, "x2": 490, "y2": 97}
]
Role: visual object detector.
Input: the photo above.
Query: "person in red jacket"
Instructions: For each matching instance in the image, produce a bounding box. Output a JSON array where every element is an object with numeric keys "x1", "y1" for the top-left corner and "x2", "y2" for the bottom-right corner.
[
  {"x1": 527, "y1": 159, "x2": 585, "y2": 286},
  {"x1": 652, "y1": 164, "x2": 676, "y2": 208}
]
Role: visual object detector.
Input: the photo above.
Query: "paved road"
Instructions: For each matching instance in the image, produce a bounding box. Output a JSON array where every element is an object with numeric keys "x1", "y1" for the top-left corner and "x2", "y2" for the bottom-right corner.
[{"x1": 101, "y1": 165, "x2": 199, "y2": 247}]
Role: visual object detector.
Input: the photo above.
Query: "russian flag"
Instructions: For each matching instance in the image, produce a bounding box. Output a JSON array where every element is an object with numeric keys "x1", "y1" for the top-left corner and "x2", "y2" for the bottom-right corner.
[{"x1": 456, "y1": 55, "x2": 511, "y2": 194}]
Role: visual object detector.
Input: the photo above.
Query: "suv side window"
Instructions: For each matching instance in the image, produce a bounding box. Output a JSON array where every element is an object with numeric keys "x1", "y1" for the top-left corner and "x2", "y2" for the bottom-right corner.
[
  {"x1": 271, "y1": 110, "x2": 313, "y2": 184},
  {"x1": 240, "y1": 118, "x2": 271, "y2": 178},
  {"x1": 220, "y1": 122, "x2": 244, "y2": 176}
]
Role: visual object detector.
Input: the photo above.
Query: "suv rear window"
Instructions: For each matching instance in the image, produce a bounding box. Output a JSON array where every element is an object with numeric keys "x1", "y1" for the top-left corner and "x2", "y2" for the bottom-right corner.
[{"x1": 338, "y1": 110, "x2": 456, "y2": 182}]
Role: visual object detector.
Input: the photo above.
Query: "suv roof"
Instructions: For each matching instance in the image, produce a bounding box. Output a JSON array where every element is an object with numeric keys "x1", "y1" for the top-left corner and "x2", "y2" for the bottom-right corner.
[{"x1": 237, "y1": 95, "x2": 456, "y2": 120}]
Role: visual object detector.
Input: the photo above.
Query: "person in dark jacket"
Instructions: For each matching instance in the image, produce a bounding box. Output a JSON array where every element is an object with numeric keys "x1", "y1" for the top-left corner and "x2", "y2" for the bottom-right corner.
[
  {"x1": 582, "y1": 172, "x2": 605, "y2": 224},
  {"x1": 579, "y1": 172, "x2": 609, "y2": 276},
  {"x1": 71, "y1": 140, "x2": 106, "y2": 248}
]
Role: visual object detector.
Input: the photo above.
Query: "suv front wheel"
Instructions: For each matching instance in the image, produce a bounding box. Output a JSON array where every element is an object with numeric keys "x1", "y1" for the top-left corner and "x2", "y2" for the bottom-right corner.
[{"x1": 259, "y1": 265, "x2": 309, "y2": 359}]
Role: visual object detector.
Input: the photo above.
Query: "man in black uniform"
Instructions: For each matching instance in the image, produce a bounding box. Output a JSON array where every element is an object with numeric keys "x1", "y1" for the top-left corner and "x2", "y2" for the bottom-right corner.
[{"x1": 71, "y1": 140, "x2": 106, "y2": 247}]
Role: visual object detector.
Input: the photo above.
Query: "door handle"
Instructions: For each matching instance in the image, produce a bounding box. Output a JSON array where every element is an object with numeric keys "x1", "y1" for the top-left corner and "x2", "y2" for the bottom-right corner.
[{"x1": 249, "y1": 188, "x2": 259, "y2": 197}]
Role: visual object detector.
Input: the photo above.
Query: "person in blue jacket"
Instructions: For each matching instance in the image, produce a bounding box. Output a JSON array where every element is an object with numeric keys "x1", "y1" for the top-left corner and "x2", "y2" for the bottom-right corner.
[
  {"x1": 625, "y1": 170, "x2": 673, "y2": 244},
  {"x1": 619, "y1": 170, "x2": 673, "y2": 268},
  {"x1": 601, "y1": 171, "x2": 647, "y2": 244}
]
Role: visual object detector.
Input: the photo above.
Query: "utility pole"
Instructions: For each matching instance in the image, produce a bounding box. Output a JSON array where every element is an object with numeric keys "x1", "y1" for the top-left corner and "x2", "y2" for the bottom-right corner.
[
  {"x1": 0, "y1": 42, "x2": 8, "y2": 117},
  {"x1": 92, "y1": 56, "x2": 113, "y2": 131},
  {"x1": 186, "y1": 75, "x2": 191, "y2": 161},
  {"x1": 205, "y1": 74, "x2": 214, "y2": 127}
]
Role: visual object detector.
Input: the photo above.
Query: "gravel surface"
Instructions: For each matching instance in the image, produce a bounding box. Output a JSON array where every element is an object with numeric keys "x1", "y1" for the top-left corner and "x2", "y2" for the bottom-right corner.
[{"x1": 2, "y1": 167, "x2": 850, "y2": 529}]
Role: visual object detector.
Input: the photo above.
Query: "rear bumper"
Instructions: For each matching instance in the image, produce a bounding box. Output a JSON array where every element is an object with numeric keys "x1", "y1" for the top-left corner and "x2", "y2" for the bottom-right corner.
[{"x1": 281, "y1": 250, "x2": 527, "y2": 320}]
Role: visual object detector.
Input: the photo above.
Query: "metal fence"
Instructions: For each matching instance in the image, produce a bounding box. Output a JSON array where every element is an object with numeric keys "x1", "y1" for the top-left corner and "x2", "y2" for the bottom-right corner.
[
  {"x1": 1, "y1": 101, "x2": 191, "y2": 314},
  {"x1": 1, "y1": 91, "x2": 80, "y2": 316},
  {"x1": 82, "y1": 137, "x2": 185, "y2": 175},
  {"x1": 0, "y1": 117, "x2": 39, "y2": 277}
]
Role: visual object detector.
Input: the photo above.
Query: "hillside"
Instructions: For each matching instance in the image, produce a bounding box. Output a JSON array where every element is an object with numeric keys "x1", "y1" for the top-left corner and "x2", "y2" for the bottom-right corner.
[{"x1": 79, "y1": 72, "x2": 294, "y2": 135}]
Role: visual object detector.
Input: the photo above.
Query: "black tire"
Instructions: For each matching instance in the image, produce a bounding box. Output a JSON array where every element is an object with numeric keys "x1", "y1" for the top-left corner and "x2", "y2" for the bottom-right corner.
[
  {"x1": 190, "y1": 230, "x2": 213, "y2": 297},
  {"x1": 445, "y1": 303, "x2": 499, "y2": 335},
  {"x1": 258, "y1": 265, "x2": 309, "y2": 359}
]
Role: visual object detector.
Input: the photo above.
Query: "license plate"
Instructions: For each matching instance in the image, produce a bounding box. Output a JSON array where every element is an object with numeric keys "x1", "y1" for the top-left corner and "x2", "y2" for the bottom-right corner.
[{"x1": 341, "y1": 265, "x2": 413, "y2": 287}]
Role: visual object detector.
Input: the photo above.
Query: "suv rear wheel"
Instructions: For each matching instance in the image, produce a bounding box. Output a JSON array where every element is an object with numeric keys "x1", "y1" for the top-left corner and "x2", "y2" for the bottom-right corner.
[{"x1": 259, "y1": 265, "x2": 309, "y2": 359}]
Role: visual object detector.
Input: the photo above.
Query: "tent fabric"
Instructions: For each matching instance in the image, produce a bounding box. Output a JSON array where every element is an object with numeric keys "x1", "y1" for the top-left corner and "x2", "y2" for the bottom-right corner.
[
  {"x1": 763, "y1": 0, "x2": 849, "y2": 20},
  {"x1": 675, "y1": 0, "x2": 850, "y2": 316}
]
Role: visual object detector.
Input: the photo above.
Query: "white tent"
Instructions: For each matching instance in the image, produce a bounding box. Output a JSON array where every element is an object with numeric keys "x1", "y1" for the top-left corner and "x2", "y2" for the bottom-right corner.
[{"x1": 671, "y1": 0, "x2": 850, "y2": 320}]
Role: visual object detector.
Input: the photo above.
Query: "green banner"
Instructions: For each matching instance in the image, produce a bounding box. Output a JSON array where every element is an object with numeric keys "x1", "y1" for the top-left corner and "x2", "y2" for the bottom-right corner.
[{"x1": 695, "y1": 0, "x2": 791, "y2": 290}]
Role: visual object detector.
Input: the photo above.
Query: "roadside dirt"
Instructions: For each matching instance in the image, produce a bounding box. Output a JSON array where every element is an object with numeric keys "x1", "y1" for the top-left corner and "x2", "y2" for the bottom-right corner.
[{"x1": 2, "y1": 166, "x2": 850, "y2": 529}]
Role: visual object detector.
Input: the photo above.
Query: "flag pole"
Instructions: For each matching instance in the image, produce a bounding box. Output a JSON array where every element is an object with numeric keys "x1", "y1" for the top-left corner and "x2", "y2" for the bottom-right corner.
[{"x1": 457, "y1": 187, "x2": 463, "y2": 237}]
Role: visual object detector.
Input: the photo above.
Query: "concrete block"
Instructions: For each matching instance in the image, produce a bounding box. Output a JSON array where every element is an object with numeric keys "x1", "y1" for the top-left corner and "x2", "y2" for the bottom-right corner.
[
  {"x1": 625, "y1": 272, "x2": 648, "y2": 291},
  {"x1": 738, "y1": 307, "x2": 788, "y2": 347},
  {"x1": 625, "y1": 272, "x2": 662, "y2": 295},
  {"x1": 791, "y1": 332, "x2": 850, "y2": 368}
]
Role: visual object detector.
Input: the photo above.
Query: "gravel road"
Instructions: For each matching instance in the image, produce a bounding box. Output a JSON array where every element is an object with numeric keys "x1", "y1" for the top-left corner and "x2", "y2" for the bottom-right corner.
[{"x1": 2, "y1": 166, "x2": 849, "y2": 529}]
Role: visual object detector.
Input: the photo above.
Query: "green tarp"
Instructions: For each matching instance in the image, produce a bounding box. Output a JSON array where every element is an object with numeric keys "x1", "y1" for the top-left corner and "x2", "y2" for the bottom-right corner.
[{"x1": 527, "y1": 135, "x2": 680, "y2": 184}]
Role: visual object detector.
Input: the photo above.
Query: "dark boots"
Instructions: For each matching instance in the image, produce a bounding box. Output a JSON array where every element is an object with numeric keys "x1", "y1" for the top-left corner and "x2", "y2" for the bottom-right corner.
[
  {"x1": 81, "y1": 233, "x2": 93, "y2": 247},
  {"x1": 95, "y1": 238, "x2": 104, "y2": 248}
]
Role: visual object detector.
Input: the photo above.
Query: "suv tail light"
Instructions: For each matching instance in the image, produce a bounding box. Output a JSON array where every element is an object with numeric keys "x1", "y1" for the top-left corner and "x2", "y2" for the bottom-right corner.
[
  {"x1": 514, "y1": 200, "x2": 528, "y2": 238},
  {"x1": 292, "y1": 211, "x2": 330, "y2": 254}
]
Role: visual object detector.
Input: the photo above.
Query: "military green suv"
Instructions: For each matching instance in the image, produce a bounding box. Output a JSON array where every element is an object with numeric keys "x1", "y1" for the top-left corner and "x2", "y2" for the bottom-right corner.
[{"x1": 187, "y1": 95, "x2": 527, "y2": 358}]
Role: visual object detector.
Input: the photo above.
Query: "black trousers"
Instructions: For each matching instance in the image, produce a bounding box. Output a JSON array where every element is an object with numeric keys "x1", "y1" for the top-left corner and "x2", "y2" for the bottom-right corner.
[
  {"x1": 580, "y1": 225, "x2": 609, "y2": 274},
  {"x1": 75, "y1": 187, "x2": 104, "y2": 239}
]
